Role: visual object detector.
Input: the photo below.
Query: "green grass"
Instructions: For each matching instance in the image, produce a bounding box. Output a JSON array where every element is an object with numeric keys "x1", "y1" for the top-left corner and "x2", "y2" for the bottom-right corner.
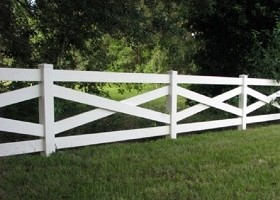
[{"x1": 2, "y1": 124, "x2": 280, "y2": 199}]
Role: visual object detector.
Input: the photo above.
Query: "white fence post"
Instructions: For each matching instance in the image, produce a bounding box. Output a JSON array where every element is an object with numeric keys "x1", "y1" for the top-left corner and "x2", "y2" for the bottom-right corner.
[
  {"x1": 169, "y1": 71, "x2": 178, "y2": 139},
  {"x1": 39, "y1": 64, "x2": 55, "y2": 156},
  {"x1": 238, "y1": 75, "x2": 248, "y2": 130}
]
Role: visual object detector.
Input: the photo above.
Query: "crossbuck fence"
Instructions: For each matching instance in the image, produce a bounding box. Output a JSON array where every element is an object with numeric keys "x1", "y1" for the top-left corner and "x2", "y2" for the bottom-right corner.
[{"x1": 1, "y1": 64, "x2": 280, "y2": 157}]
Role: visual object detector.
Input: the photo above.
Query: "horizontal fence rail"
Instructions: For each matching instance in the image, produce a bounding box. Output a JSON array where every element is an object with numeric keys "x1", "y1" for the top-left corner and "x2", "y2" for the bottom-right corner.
[
  {"x1": 0, "y1": 64, "x2": 280, "y2": 157},
  {"x1": 53, "y1": 70, "x2": 170, "y2": 83},
  {"x1": 0, "y1": 68, "x2": 41, "y2": 81}
]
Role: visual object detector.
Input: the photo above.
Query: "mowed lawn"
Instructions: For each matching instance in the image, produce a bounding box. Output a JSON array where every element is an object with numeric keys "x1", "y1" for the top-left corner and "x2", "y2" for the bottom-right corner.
[{"x1": 1, "y1": 124, "x2": 280, "y2": 199}]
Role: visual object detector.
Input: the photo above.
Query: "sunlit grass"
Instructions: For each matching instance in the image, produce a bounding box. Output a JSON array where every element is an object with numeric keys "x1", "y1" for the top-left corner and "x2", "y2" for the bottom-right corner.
[{"x1": 1, "y1": 124, "x2": 280, "y2": 199}]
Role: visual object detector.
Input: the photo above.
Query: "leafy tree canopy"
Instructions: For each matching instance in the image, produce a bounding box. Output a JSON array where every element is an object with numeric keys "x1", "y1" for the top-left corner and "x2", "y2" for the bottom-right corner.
[
  {"x1": 185, "y1": 0, "x2": 280, "y2": 79},
  {"x1": 0, "y1": 0, "x2": 196, "y2": 74},
  {"x1": 0, "y1": 0, "x2": 150, "y2": 68}
]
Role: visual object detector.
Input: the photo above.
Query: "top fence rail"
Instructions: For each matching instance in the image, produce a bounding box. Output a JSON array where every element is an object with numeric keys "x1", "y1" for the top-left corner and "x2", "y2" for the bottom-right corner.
[
  {"x1": 177, "y1": 75, "x2": 242, "y2": 85},
  {"x1": 0, "y1": 68, "x2": 41, "y2": 81},
  {"x1": 53, "y1": 70, "x2": 170, "y2": 83},
  {"x1": 1, "y1": 67, "x2": 280, "y2": 86}
]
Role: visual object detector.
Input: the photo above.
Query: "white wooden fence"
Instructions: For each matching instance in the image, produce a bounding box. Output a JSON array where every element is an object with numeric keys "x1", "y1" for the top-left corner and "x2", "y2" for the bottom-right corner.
[{"x1": 1, "y1": 64, "x2": 280, "y2": 157}]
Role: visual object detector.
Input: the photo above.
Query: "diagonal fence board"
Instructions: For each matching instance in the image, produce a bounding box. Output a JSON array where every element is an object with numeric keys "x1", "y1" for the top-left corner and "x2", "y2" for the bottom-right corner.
[
  {"x1": 0, "y1": 117, "x2": 43, "y2": 137},
  {"x1": 177, "y1": 87, "x2": 242, "y2": 122},
  {"x1": 0, "y1": 139, "x2": 44, "y2": 157},
  {"x1": 55, "y1": 126, "x2": 169, "y2": 149},
  {"x1": 177, "y1": 87, "x2": 242, "y2": 116},
  {"x1": 247, "y1": 88, "x2": 271, "y2": 104},
  {"x1": 54, "y1": 86, "x2": 169, "y2": 134},
  {"x1": 246, "y1": 90, "x2": 280, "y2": 114},
  {"x1": 247, "y1": 101, "x2": 267, "y2": 115},
  {"x1": 0, "y1": 85, "x2": 41, "y2": 108},
  {"x1": 54, "y1": 85, "x2": 170, "y2": 125}
]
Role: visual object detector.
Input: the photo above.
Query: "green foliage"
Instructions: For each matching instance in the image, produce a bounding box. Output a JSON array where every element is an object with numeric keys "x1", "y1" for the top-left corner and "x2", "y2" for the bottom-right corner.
[
  {"x1": 0, "y1": 0, "x2": 198, "y2": 94},
  {"x1": 186, "y1": 0, "x2": 280, "y2": 77},
  {"x1": 0, "y1": 0, "x2": 35, "y2": 67},
  {"x1": 0, "y1": 1, "x2": 167, "y2": 68},
  {"x1": 2, "y1": 0, "x2": 280, "y2": 80},
  {"x1": 5, "y1": 0, "x2": 280, "y2": 137},
  {"x1": 104, "y1": 35, "x2": 172, "y2": 74},
  {"x1": 181, "y1": 0, "x2": 280, "y2": 99},
  {"x1": 0, "y1": 0, "x2": 198, "y2": 73},
  {"x1": 248, "y1": 20, "x2": 280, "y2": 80}
]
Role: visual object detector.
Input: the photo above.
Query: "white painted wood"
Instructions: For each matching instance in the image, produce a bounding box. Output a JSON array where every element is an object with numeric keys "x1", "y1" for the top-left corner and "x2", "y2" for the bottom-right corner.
[
  {"x1": 55, "y1": 126, "x2": 169, "y2": 149},
  {"x1": 39, "y1": 64, "x2": 56, "y2": 156},
  {"x1": 54, "y1": 85, "x2": 170, "y2": 124},
  {"x1": 2, "y1": 66, "x2": 280, "y2": 158},
  {"x1": 178, "y1": 104, "x2": 210, "y2": 122},
  {"x1": 53, "y1": 70, "x2": 169, "y2": 83},
  {"x1": 54, "y1": 86, "x2": 169, "y2": 134},
  {"x1": 177, "y1": 118, "x2": 241, "y2": 134},
  {"x1": 0, "y1": 117, "x2": 43, "y2": 137},
  {"x1": 247, "y1": 113, "x2": 280, "y2": 124},
  {"x1": 55, "y1": 109, "x2": 112, "y2": 134},
  {"x1": 0, "y1": 139, "x2": 43, "y2": 156},
  {"x1": 177, "y1": 87, "x2": 242, "y2": 116},
  {"x1": 246, "y1": 101, "x2": 266, "y2": 115},
  {"x1": 0, "y1": 68, "x2": 41, "y2": 81},
  {"x1": 247, "y1": 78, "x2": 280, "y2": 86},
  {"x1": 177, "y1": 75, "x2": 242, "y2": 85},
  {"x1": 169, "y1": 71, "x2": 177, "y2": 139},
  {"x1": 247, "y1": 88, "x2": 270, "y2": 103},
  {"x1": 177, "y1": 87, "x2": 241, "y2": 122},
  {"x1": 0, "y1": 85, "x2": 40, "y2": 108},
  {"x1": 246, "y1": 90, "x2": 280, "y2": 114},
  {"x1": 238, "y1": 75, "x2": 248, "y2": 130}
]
